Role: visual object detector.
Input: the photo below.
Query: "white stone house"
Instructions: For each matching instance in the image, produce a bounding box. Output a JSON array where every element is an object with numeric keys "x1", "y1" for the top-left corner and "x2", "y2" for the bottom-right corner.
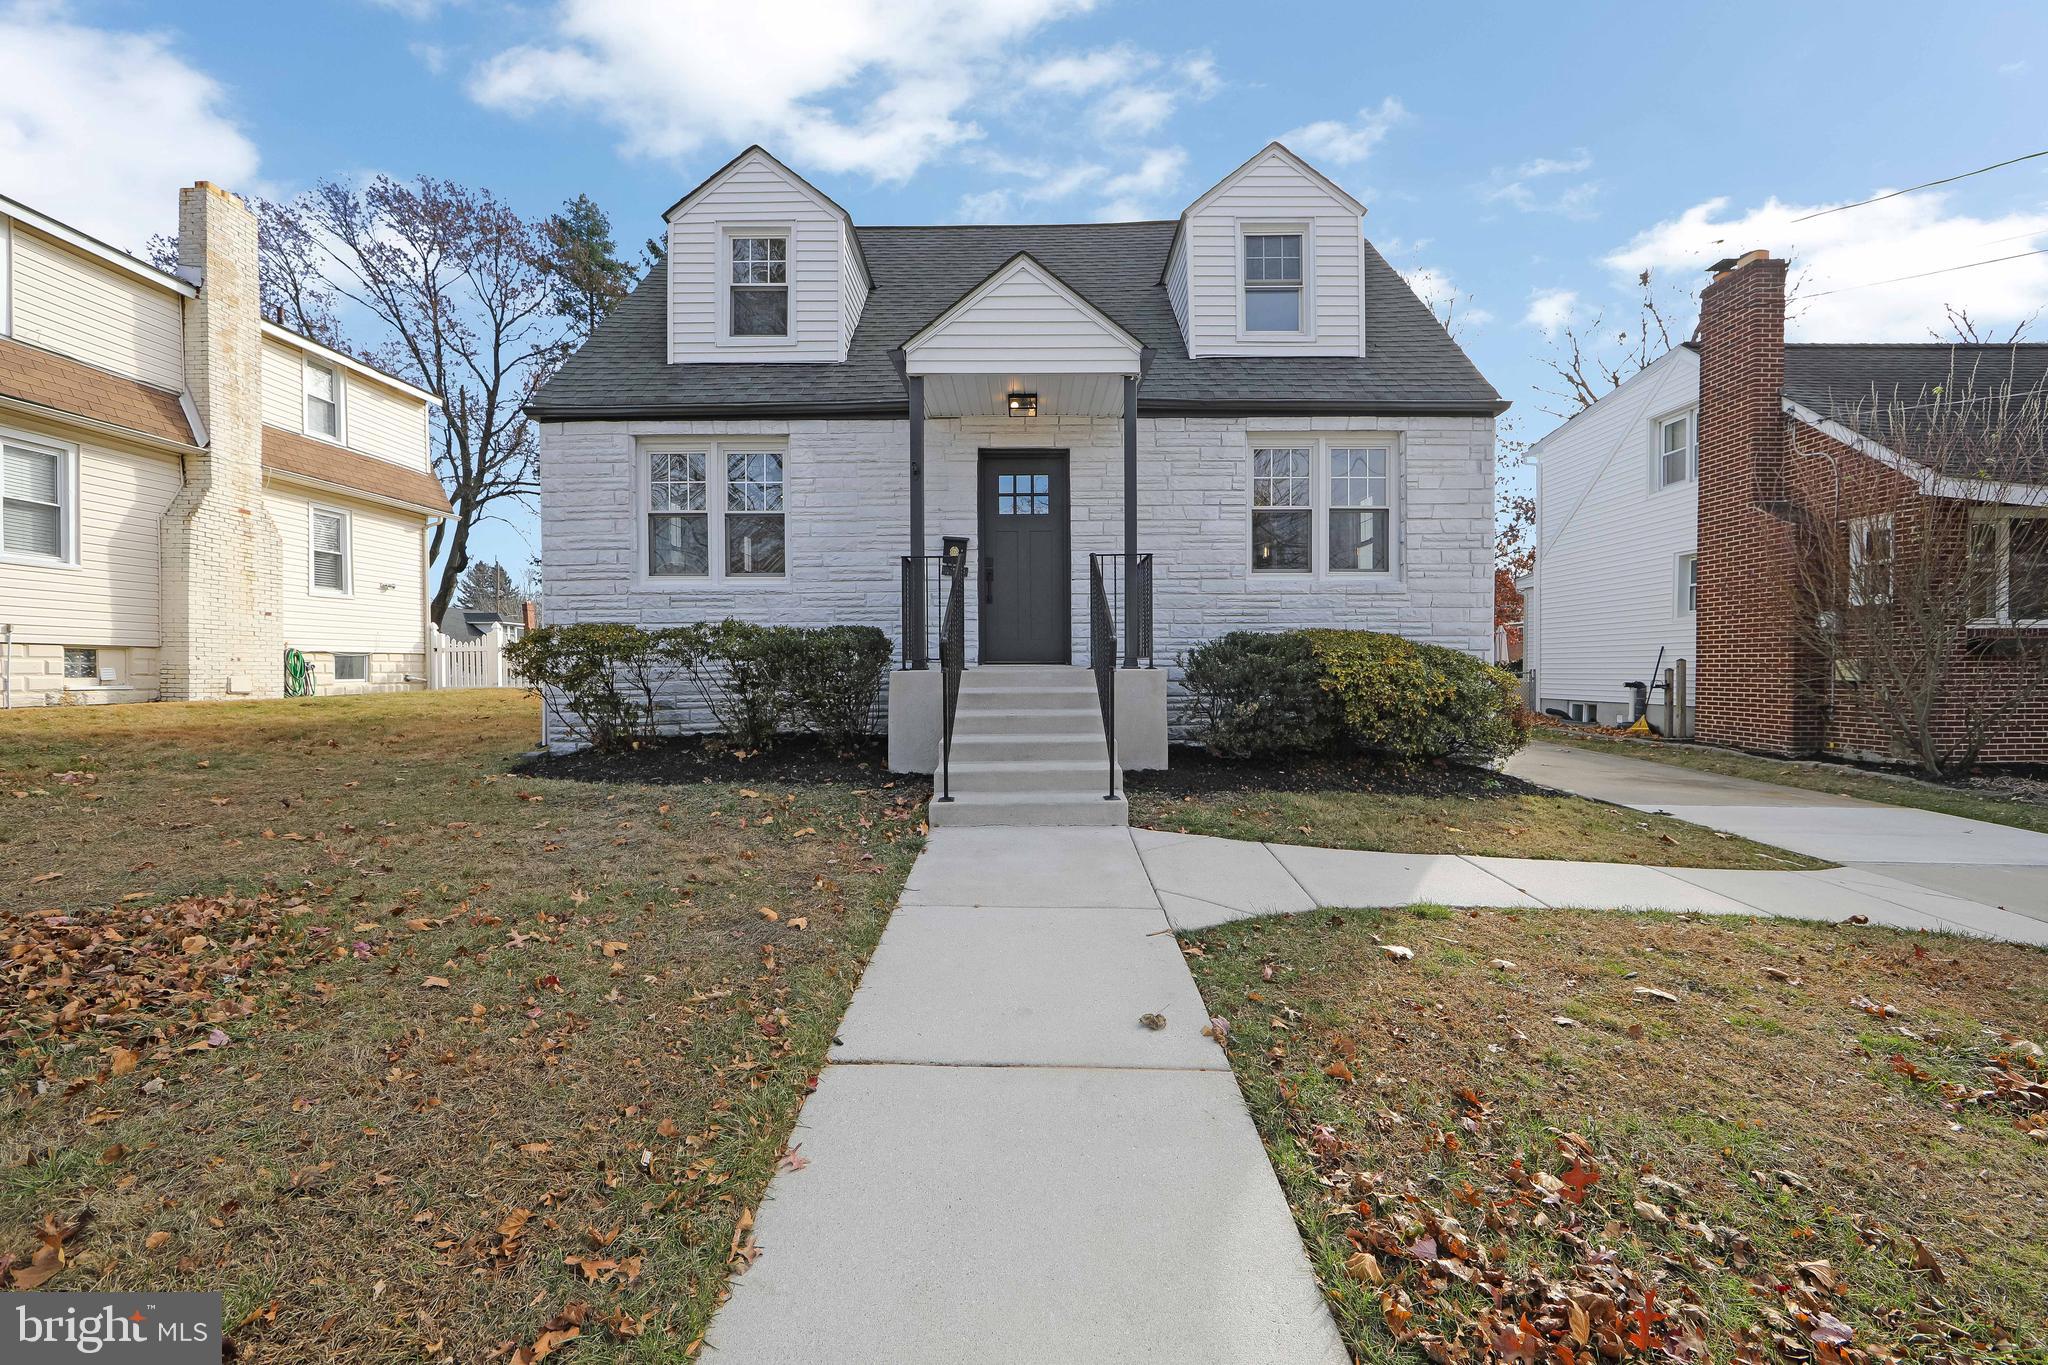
[
  {"x1": 531, "y1": 144, "x2": 1504, "y2": 810},
  {"x1": 0, "y1": 184, "x2": 451, "y2": 705}
]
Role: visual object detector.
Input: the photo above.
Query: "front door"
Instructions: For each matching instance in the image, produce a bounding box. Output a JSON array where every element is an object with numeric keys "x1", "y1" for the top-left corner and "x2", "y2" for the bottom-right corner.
[{"x1": 978, "y1": 452, "x2": 1070, "y2": 663}]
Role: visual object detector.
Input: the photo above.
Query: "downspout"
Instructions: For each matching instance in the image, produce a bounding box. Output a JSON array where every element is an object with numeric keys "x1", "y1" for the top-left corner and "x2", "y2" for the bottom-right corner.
[{"x1": 2, "y1": 623, "x2": 12, "y2": 708}]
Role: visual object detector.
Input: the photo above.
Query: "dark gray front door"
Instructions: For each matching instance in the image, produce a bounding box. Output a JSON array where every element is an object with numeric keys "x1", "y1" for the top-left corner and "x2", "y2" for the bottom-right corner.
[{"x1": 978, "y1": 452, "x2": 1070, "y2": 663}]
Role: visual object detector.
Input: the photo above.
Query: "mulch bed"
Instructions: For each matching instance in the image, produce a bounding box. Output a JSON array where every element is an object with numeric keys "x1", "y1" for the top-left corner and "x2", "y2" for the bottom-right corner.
[
  {"x1": 1122, "y1": 744, "x2": 1540, "y2": 799},
  {"x1": 515, "y1": 734, "x2": 930, "y2": 792}
]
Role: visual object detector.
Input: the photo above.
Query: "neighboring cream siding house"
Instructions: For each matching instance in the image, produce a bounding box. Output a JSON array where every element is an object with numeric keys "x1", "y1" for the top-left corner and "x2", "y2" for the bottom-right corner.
[
  {"x1": 0, "y1": 186, "x2": 450, "y2": 706},
  {"x1": 533, "y1": 143, "x2": 1505, "y2": 779},
  {"x1": 1526, "y1": 345, "x2": 1701, "y2": 728}
]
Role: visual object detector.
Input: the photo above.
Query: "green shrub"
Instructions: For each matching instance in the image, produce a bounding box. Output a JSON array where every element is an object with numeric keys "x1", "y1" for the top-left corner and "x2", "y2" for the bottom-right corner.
[
  {"x1": 782, "y1": 625, "x2": 891, "y2": 746},
  {"x1": 1303, "y1": 628, "x2": 1528, "y2": 763},
  {"x1": 1178, "y1": 630, "x2": 1334, "y2": 756},
  {"x1": 506, "y1": 622, "x2": 669, "y2": 750}
]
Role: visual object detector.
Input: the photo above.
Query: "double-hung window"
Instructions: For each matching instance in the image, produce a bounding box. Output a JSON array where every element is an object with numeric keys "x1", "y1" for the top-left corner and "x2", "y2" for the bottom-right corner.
[
  {"x1": 1677, "y1": 553, "x2": 1698, "y2": 614},
  {"x1": 1969, "y1": 512, "x2": 2048, "y2": 624},
  {"x1": 304, "y1": 359, "x2": 340, "y2": 439},
  {"x1": 1655, "y1": 410, "x2": 1694, "y2": 487},
  {"x1": 1243, "y1": 232, "x2": 1304, "y2": 333},
  {"x1": 646, "y1": 444, "x2": 786, "y2": 580},
  {"x1": 1251, "y1": 438, "x2": 1399, "y2": 577},
  {"x1": 1, "y1": 435, "x2": 71, "y2": 564},
  {"x1": 1847, "y1": 514, "x2": 1893, "y2": 606},
  {"x1": 729, "y1": 235, "x2": 789, "y2": 338},
  {"x1": 310, "y1": 507, "x2": 350, "y2": 594}
]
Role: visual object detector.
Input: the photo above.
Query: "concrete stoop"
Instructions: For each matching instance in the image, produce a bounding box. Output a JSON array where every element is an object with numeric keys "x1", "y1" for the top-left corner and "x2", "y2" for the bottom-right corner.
[{"x1": 927, "y1": 666, "x2": 1128, "y2": 828}]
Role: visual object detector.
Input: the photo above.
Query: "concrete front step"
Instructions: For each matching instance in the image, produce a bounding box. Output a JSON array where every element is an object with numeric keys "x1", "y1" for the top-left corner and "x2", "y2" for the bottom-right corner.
[
  {"x1": 948, "y1": 757, "x2": 1118, "y2": 795},
  {"x1": 927, "y1": 791, "x2": 1129, "y2": 827},
  {"x1": 951, "y1": 733, "x2": 1109, "y2": 762},
  {"x1": 956, "y1": 686, "x2": 1100, "y2": 711},
  {"x1": 950, "y1": 705, "x2": 1102, "y2": 736}
]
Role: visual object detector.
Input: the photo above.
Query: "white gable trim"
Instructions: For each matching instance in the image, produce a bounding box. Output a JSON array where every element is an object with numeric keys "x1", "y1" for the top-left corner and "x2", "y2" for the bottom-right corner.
[
  {"x1": 1783, "y1": 396, "x2": 2048, "y2": 506},
  {"x1": 1181, "y1": 142, "x2": 1367, "y2": 221},
  {"x1": 901, "y1": 252, "x2": 1144, "y2": 377},
  {"x1": 666, "y1": 146, "x2": 838, "y2": 224},
  {"x1": 0, "y1": 193, "x2": 197, "y2": 298}
]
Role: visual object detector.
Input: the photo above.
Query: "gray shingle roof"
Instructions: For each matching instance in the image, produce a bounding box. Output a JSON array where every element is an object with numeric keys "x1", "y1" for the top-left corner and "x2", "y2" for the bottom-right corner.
[
  {"x1": 1785, "y1": 343, "x2": 2048, "y2": 481},
  {"x1": 528, "y1": 221, "x2": 1504, "y2": 420}
]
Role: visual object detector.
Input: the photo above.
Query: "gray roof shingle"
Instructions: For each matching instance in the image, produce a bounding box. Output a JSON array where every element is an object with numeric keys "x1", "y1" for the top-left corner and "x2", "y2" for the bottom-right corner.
[
  {"x1": 1785, "y1": 343, "x2": 2048, "y2": 481},
  {"x1": 529, "y1": 221, "x2": 1504, "y2": 420}
]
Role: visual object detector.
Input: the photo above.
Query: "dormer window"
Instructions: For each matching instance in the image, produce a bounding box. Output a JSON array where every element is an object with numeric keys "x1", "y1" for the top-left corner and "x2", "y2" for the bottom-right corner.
[
  {"x1": 1243, "y1": 232, "x2": 1304, "y2": 332},
  {"x1": 729, "y1": 234, "x2": 789, "y2": 338}
]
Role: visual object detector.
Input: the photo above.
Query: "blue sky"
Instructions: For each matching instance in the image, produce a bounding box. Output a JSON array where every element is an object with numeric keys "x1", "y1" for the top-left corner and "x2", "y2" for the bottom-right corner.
[{"x1": 5, "y1": 0, "x2": 2048, "y2": 580}]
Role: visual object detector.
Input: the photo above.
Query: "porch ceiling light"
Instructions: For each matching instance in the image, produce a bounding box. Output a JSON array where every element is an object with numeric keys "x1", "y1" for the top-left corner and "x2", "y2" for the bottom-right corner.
[{"x1": 1006, "y1": 391, "x2": 1039, "y2": 417}]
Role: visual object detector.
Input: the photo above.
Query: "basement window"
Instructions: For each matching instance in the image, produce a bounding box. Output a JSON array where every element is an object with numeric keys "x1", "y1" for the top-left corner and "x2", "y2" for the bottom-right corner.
[
  {"x1": 334, "y1": 653, "x2": 369, "y2": 682},
  {"x1": 64, "y1": 647, "x2": 98, "y2": 680}
]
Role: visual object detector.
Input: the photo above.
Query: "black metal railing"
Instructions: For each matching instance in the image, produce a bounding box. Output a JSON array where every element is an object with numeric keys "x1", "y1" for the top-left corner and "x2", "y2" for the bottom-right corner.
[
  {"x1": 1088, "y1": 556, "x2": 1120, "y2": 800},
  {"x1": 899, "y1": 554, "x2": 948, "y2": 669},
  {"x1": 1089, "y1": 552, "x2": 1155, "y2": 669},
  {"x1": 935, "y1": 549, "x2": 969, "y2": 802}
]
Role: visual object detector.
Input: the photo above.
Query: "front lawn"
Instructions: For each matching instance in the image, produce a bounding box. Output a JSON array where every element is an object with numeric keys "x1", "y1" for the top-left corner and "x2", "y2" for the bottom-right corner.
[
  {"x1": 1, "y1": 691, "x2": 925, "y2": 1362},
  {"x1": 1126, "y1": 749, "x2": 1824, "y2": 870},
  {"x1": 1536, "y1": 728, "x2": 2048, "y2": 837},
  {"x1": 1184, "y1": 905, "x2": 2048, "y2": 1363}
]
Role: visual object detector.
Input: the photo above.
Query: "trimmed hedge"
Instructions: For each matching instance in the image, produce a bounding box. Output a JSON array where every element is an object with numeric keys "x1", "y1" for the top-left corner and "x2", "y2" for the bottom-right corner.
[
  {"x1": 508, "y1": 620, "x2": 890, "y2": 752},
  {"x1": 1176, "y1": 628, "x2": 1527, "y2": 764}
]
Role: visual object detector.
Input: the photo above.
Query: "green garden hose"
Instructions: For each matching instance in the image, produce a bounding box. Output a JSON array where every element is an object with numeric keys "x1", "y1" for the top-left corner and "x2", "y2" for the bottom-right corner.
[{"x1": 284, "y1": 647, "x2": 315, "y2": 698}]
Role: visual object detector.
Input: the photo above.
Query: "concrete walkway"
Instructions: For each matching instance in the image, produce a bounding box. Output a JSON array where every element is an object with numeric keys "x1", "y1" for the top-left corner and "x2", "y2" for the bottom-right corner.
[{"x1": 1507, "y1": 741, "x2": 2048, "y2": 921}]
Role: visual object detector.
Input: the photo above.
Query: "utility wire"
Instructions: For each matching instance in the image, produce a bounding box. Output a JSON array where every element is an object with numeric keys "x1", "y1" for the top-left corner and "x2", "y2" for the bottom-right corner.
[
  {"x1": 1790, "y1": 149, "x2": 2048, "y2": 223},
  {"x1": 1803, "y1": 247, "x2": 2048, "y2": 299}
]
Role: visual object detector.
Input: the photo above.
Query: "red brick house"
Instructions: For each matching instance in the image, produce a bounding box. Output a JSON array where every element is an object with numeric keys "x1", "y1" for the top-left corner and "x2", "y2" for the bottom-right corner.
[{"x1": 1695, "y1": 250, "x2": 2048, "y2": 769}]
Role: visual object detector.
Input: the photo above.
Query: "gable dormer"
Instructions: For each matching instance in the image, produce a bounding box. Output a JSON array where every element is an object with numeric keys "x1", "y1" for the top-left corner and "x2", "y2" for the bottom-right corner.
[
  {"x1": 1163, "y1": 143, "x2": 1367, "y2": 360},
  {"x1": 663, "y1": 146, "x2": 871, "y2": 365}
]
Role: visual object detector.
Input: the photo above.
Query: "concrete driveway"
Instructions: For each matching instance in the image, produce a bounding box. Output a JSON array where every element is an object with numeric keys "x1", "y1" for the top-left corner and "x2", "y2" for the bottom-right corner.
[{"x1": 1507, "y1": 741, "x2": 2048, "y2": 920}]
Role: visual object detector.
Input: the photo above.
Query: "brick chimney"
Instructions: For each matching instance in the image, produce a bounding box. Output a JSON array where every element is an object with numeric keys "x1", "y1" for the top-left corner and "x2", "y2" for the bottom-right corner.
[
  {"x1": 1693, "y1": 250, "x2": 1817, "y2": 755},
  {"x1": 159, "y1": 183, "x2": 284, "y2": 700}
]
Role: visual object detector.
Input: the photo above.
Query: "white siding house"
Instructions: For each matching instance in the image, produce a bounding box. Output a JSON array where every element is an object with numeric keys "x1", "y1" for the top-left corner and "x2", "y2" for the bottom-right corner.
[{"x1": 1527, "y1": 345, "x2": 1700, "y2": 728}]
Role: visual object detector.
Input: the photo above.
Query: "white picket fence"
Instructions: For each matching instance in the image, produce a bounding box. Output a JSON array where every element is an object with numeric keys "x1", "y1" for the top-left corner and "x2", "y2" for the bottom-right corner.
[{"x1": 431, "y1": 624, "x2": 527, "y2": 690}]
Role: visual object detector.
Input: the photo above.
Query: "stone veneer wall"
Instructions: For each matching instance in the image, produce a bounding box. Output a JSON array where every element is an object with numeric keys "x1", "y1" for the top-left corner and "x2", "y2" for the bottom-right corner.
[{"x1": 538, "y1": 413, "x2": 1495, "y2": 740}]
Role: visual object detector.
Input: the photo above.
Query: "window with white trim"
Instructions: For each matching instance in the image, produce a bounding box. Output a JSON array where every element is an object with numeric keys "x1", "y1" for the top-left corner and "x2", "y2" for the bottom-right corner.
[
  {"x1": 334, "y1": 652, "x2": 369, "y2": 682},
  {"x1": 304, "y1": 358, "x2": 340, "y2": 439},
  {"x1": 728, "y1": 235, "x2": 789, "y2": 338},
  {"x1": 1243, "y1": 232, "x2": 1303, "y2": 332},
  {"x1": 1, "y1": 435, "x2": 71, "y2": 563},
  {"x1": 1677, "y1": 553, "x2": 1698, "y2": 615},
  {"x1": 310, "y1": 507, "x2": 351, "y2": 594},
  {"x1": 1655, "y1": 410, "x2": 1695, "y2": 488},
  {"x1": 645, "y1": 444, "x2": 787, "y2": 580},
  {"x1": 1250, "y1": 438, "x2": 1399, "y2": 577},
  {"x1": 1969, "y1": 511, "x2": 2048, "y2": 624},
  {"x1": 1847, "y1": 513, "x2": 1893, "y2": 606}
]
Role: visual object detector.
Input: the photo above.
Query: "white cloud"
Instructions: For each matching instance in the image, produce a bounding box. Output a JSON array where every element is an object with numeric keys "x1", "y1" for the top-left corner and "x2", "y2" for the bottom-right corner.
[
  {"x1": 1279, "y1": 97, "x2": 1407, "y2": 165},
  {"x1": 1025, "y1": 44, "x2": 1216, "y2": 142},
  {"x1": 1094, "y1": 87, "x2": 1175, "y2": 136},
  {"x1": 470, "y1": 0, "x2": 1099, "y2": 183},
  {"x1": 1094, "y1": 147, "x2": 1187, "y2": 220},
  {"x1": 1401, "y1": 266, "x2": 1493, "y2": 333},
  {"x1": 1480, "y1": 148, "x2": 1599, "y2": 218},
  {"x1": 1523, "y1": 288, "x2": 1579, "y2": 337},
  {"x1": 410, "y1": 41, "x2": 447, "y2": 74},
  {"x1": 1606, "y1": 190, "x2": 2048, "y2": 339},
  {"x1": 1028, "y1": 45, "x2": 1143, "y2": 94},
  {"x1": 0, "y1": 2, "x2": 260, "y2": 253}
]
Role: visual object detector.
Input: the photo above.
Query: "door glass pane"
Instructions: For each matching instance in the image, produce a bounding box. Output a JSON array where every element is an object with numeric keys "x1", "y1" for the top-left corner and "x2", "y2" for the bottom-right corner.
[{"x1": 649, "y1": 513, "x2": 708, "y2": 575}]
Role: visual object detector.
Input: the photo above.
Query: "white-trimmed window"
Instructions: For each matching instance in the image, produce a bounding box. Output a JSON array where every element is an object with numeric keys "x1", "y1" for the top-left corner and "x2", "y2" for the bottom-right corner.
[
  {"x1": 1847, "y1": 513, "x2": 1893, "y2": 606},
  {"x1": 1250, "y1": 437, "x2": 1399, "y2": 577},
  {"x1": 728, "y1": 234, "x2": 789, "y2": 338},
  {"x1": 1243, "y1": 230, "x2": 1304, "y2": 333},
  {"x1": 645, "y1": 443, "x2": 787, "y2": 581},
  {"x1": 1, "y1": 433, "x2": 74, "y2": 565},
  {"x1": 333, "y1": 652, "x2": 369, "y2": 682},
  {"x1": 1677, "y1": 552, "x2": 1698, "y2": 615},
  {"x1": 304, "y1": 358, "x2": 341, "y2": 439},
  {"x1": 1655, "y1": 410, "x2": 1695, "y2": 488},
  {"x1": 310, "y1": 506, "x2": 351, "y2": 594},
  {"x1": 1969, "y1": 510, "x2": 2048, "y2": 625}
]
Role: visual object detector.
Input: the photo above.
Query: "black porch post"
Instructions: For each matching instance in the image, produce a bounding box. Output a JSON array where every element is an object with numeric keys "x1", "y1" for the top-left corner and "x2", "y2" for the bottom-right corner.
[
  {"x1": 907, "y1": 372, "x2": 928, "y2": 667},
  {"x1": 1121, "y1": 371, "x2": 1139, "y2": 668}
]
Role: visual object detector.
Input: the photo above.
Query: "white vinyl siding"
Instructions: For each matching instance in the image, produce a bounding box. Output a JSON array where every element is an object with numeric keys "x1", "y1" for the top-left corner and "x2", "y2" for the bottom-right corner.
[
  {"x1": 1164, "y1": 227, "x2": 1190, "y2": 344},
  {"x1": 1528, "y1": 346, "x2": 1700, "y2": 716},
  {"x1": 260, "y1": 339, "x2": 305, "y2": 429},
  {"x1": 667, "y1": 151, "x2": 851, "y2": 363},
  {"x1": 6, "y1": 225, "x2": 186, "y2": 389},
  {"x1": 1181, "y1": 148, "x2": 1363, "y2": 358},
  {"x1": 266, "y1": 487, "x2": 429, "y2": 656},
  {"x1": 838, "y1": 221, "x2": 869, "y2": 354},
  {"x1": 0, "y1": 424, "x2": 182, "y2": 645},
  {"x1": 903, "y1": 257, "x2": 1142, "y2": 376},
  {"x1": 260, "y1": 336, "x2": 434, "y2": 471}
]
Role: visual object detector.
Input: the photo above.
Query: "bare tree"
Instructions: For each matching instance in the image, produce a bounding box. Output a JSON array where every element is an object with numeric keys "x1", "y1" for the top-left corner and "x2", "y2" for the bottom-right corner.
[
  {"x1": 1933, "y1": 302, "x2": 2035, "y2": 345},
  {"x1": 1789, "y1": 368, "x2": 2048, "y2": 776},
  {"x1": 288, "y1": 177, "x2": 560, "y2": 620},
  {"x1": 147, "y1": 201, "x2": 346, "y2": 347},
  {"x1": 1537, "y1": 270, "x2": 1686, "y2": 417}
]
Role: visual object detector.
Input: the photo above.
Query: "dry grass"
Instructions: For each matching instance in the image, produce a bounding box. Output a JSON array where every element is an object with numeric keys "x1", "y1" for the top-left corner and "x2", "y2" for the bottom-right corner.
[
  {"x1": 1184, "y1": 905, "x2": 2048, "y2": 1363},
  {"x1": 1131, "y1": 788, "x2": 1827, "y2": 870},
  {"x1": 1, "y1": 691, "x2": 925, "y2": 1361}
]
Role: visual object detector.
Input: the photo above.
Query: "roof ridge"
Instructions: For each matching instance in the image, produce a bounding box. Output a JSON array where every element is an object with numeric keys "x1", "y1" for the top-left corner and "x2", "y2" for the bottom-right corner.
[{"x1": 857, "y1": 220, "x2": 1177, "y2": 231}]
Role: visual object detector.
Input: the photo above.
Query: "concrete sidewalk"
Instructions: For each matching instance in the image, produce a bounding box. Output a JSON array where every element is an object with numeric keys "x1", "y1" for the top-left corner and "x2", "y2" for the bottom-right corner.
[{"x1": 1507, "y1": 741, "x2": 2048, "y2": 920}]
